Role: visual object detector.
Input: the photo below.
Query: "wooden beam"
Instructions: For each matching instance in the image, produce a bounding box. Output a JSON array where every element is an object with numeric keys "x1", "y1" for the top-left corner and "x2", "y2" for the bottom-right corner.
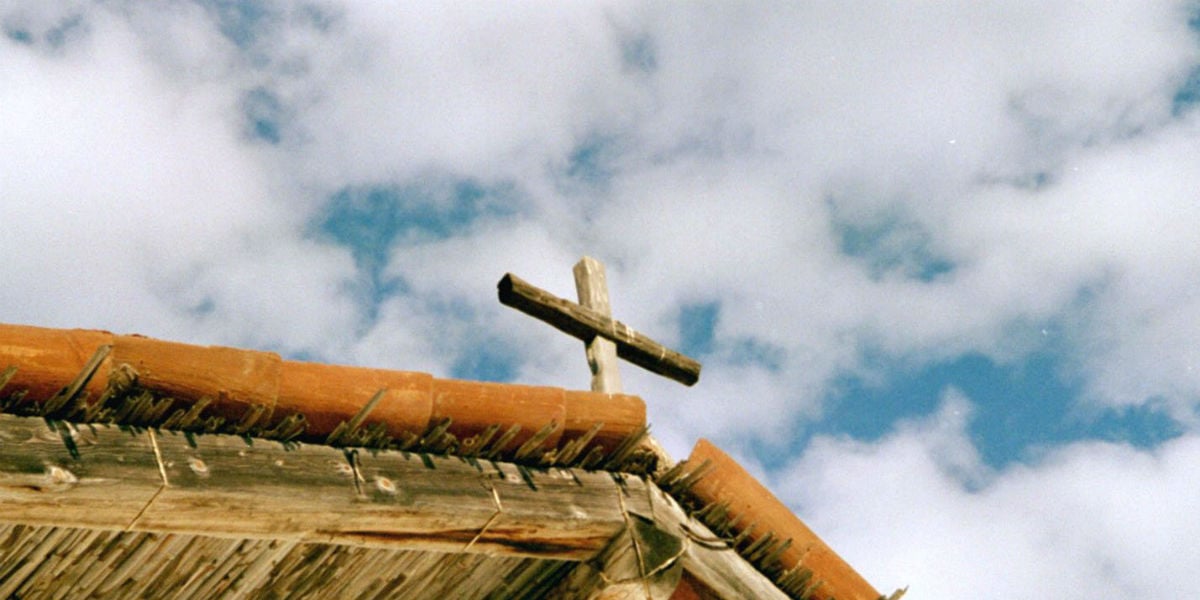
[
  {"x1": 0, "y1": 414, "x2": 631, "y2": 561},
  {"x1": 498, "y1": 273, "x2": 702, "y2": 386},
  {"x1": 574, "y1": 257, "x2": 623, "y2": 394},
  {"x1": 0, "y1": 413, "x2": 796, "y2": 598},
  {"x1": 573, "y1": 257, "x2": 677, "y2": 479},
  {"x1": 551, "y1": 508, "x2": 684, "y2": 599},
  {"x1": 547, "y1": 482, "x2": 790, "y2": 600}
]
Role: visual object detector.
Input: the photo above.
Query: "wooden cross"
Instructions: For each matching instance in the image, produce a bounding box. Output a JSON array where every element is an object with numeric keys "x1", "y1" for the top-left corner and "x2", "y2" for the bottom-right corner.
[
  {"x1": 498, "y1": 257, "x2": 702, "y2": 391},
  {"x1": 500, "y1": 257, "x2": 701, "y2": 597}
]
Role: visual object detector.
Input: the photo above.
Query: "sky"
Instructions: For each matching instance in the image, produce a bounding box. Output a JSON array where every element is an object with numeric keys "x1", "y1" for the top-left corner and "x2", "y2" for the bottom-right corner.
[{"x1": 3, "y1": 1, "x2": 1200, "y2": 597}]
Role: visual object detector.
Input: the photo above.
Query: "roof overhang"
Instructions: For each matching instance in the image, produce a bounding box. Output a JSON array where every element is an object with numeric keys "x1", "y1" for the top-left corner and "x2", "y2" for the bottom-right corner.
[{"x1": 0, "y1": 413, "x2": 787, "y2": 599}]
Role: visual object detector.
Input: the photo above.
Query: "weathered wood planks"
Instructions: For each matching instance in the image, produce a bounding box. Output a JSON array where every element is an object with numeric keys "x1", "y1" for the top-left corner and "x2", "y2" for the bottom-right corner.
[
  {"x1": 0, "y1": 414, "x2": 797, "y2": 599},
  {"x1": 0, "y1": 414, "x2": 629, "y2": 561}
]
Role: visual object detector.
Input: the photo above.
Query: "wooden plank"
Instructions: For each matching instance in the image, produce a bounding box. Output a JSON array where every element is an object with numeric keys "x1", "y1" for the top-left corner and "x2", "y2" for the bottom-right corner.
[
  {"x1": 573, "y1": 257, "x2": 624, "y2": 394},
  {"x1": 498, "y1": 273, "x2": 702, "y2": 386},
  {"x1": 549, "y1": 482, "x2": 790, "y2": 600},
  {"x1": 0, "y1": 414, "x2": 636, "y2": 561},
  {"x1": 0, "y1": 414, "x2": 799, "y2": 599},
  {"x1": 552, "y1": 507, "x2": 684, "y2": 599},
  {"x1": 0, "y1": 419, "x2": 164, "y2": 529}
]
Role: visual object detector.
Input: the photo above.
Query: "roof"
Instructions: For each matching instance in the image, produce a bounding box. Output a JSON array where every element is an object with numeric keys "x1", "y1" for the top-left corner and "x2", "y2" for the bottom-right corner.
[{"x1": 0, "y1": 322, "x2": 898, "y2": 599}]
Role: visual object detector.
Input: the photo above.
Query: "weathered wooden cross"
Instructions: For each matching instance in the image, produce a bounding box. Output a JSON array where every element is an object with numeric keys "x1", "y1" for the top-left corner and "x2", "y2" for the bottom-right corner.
[
  {"x1": 498, "y1": 258, "x2": 704, "y2": 596},
  {"x1": 497, "y1": 256, "x2": 702, "y2": 393}
]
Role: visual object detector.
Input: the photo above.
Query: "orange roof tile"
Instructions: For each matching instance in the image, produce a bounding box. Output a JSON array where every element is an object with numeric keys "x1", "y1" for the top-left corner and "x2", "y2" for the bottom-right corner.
[
  {"x1": 0, "y1": 323, "x2": 645, "y2": 467},
  {"x1": 673, "y1": 439, "x2": 883, "y2": 600}
]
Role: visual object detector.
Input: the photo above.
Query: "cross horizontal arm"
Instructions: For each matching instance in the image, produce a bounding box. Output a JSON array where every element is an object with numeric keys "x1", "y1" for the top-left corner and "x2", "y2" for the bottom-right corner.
[{"x1": 498, "y1": 273, "x2": 701, "y2": 386}]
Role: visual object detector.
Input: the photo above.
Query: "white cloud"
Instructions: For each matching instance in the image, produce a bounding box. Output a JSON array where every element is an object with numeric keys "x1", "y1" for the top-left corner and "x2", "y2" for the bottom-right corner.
[
  {"x1": 777, "y1": 391, "x2": 1200, "y2": 598},
  {"x1": 5, "y1": 0, "x2": 1197, "y2": 435},
  {"x1": 4, "y1": 3, "x2": 1200, "y2": 593},
  {"x1": 274, "y1": 2, "x2": 646, "y2": 188},
  {"x1": 0, "y1": 3, "x2": 359, "y2": 350}
]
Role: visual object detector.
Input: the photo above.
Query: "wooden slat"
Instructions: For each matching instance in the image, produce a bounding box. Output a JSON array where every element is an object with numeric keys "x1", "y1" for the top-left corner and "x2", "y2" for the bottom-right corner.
[
  {"x1": 0, "y1": 414, "x2": 633, "y2": 561},
  {"x1": 0, "y1": 525, "x2": 576, "y2": 600},
  {"x1": 0, "y1": 414, "x2": 803, "y2": 599},
  {"x1": 573, "y1": 257, "x2": 624, "y2": 394},
  {"x1": 548, "y1": 482, "x2": 790, "y2": 600},
  {"x1": 498, "y1": 273, "x2": 702, "y2": 386}
]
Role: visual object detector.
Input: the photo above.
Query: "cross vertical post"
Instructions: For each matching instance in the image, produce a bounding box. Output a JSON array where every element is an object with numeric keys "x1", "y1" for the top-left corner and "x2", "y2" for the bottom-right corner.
[
  {"x1": 499, "y1": 257, "x2": 703, "y2": 475},
  {"x1": 573, "y1": 257, "x2": 623, "y2": 394}
]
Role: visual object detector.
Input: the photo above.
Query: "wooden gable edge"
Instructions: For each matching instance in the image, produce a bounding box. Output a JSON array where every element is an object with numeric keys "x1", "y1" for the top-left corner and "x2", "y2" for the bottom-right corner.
[{"x1": 0, "y1": 413, "x2": 791, "y2": 599}]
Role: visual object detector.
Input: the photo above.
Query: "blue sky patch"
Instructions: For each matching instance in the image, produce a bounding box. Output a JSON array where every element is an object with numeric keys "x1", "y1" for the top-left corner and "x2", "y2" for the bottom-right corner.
[
  {"x1": 201, "y1": 0, "x2": 271, "y2": 49},
  {"x1": 314, "y1": 179, "x2": 516, "y2": 316},
  {"x1": 998, "y1": 170, "x2": 1054, "y2": 191},
  {"x1": 241, "y1": 86, "x2": 285, "y2": 144},
  {"x1": 726, "y1": 338, "x2": 786, "y2": 372},
  {"x1": 198, "y1": 0, "x2": 337, "y2": 58},
  {"x1": 2, "y1": 11, "x2": 84, "y2": 49},
  {"x1": 1168, "y1": 9, "x2": 1199, "y2": 115},
  {"x1": 619, "y1": 32, "x2": 658, "y2": 75},
  {"x1": 429, "y1": 296, "x2": 519, "y2": 382},
  {"x1": 187, "y1": 296, "x2": 216, "y2": 318},
  {"x1": 557, "y1": 135, "x2": 626, "y2": 195},
  {"x1": 1173, "y1": 66, "x2": 1200, "y2": 114},
  {"x1": 451, "y1": 342, "x2": 518, "y2": 383},
  {"x1": 678, "y1": 301, "x2": 719, "y2": 357},
  {"x1": 2, "y1": 22, "x2": 32, "y2": 45},
  {"x1": 676, "y1": 300, "x2": 787, "y2": 371},
  {"x1": 833, "y1": 212, "x2": 955, "y2": 282},
  {"x1": 775, "y1": 351, "x2": 1186, "y2": 471},
  {"x1": 42, "y1": 13, "x2": 83, "y2": 48},
  {"x1": 567, "y1": 137, "x2": 617, "y2": 185}
]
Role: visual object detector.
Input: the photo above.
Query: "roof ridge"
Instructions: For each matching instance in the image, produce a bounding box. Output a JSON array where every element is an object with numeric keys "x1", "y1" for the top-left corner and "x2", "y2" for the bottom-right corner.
[{"x1": 0, "y1": 322, "x2": 650, "y2": 472}]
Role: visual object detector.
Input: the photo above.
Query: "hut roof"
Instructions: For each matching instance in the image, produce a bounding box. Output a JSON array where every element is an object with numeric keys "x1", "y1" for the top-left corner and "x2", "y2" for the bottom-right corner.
[{"x1": 0, "y1": 322, "x2": 895, "y2": 599}]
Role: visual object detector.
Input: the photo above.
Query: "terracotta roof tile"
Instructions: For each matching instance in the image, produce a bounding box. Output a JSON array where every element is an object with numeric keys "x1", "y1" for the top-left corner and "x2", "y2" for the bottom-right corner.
[
  {"x1": 0, "y1": 323, "x2": 645, "y2": 467},
  {"x1": 677, "y1": 439, "x2": 882, "y2": 600}
]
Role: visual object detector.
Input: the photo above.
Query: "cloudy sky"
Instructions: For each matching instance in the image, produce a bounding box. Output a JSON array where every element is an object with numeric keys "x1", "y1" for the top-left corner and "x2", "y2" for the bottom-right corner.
[{"x1": 4, "y1": 1, "x2": 1200, "y2": 596}]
